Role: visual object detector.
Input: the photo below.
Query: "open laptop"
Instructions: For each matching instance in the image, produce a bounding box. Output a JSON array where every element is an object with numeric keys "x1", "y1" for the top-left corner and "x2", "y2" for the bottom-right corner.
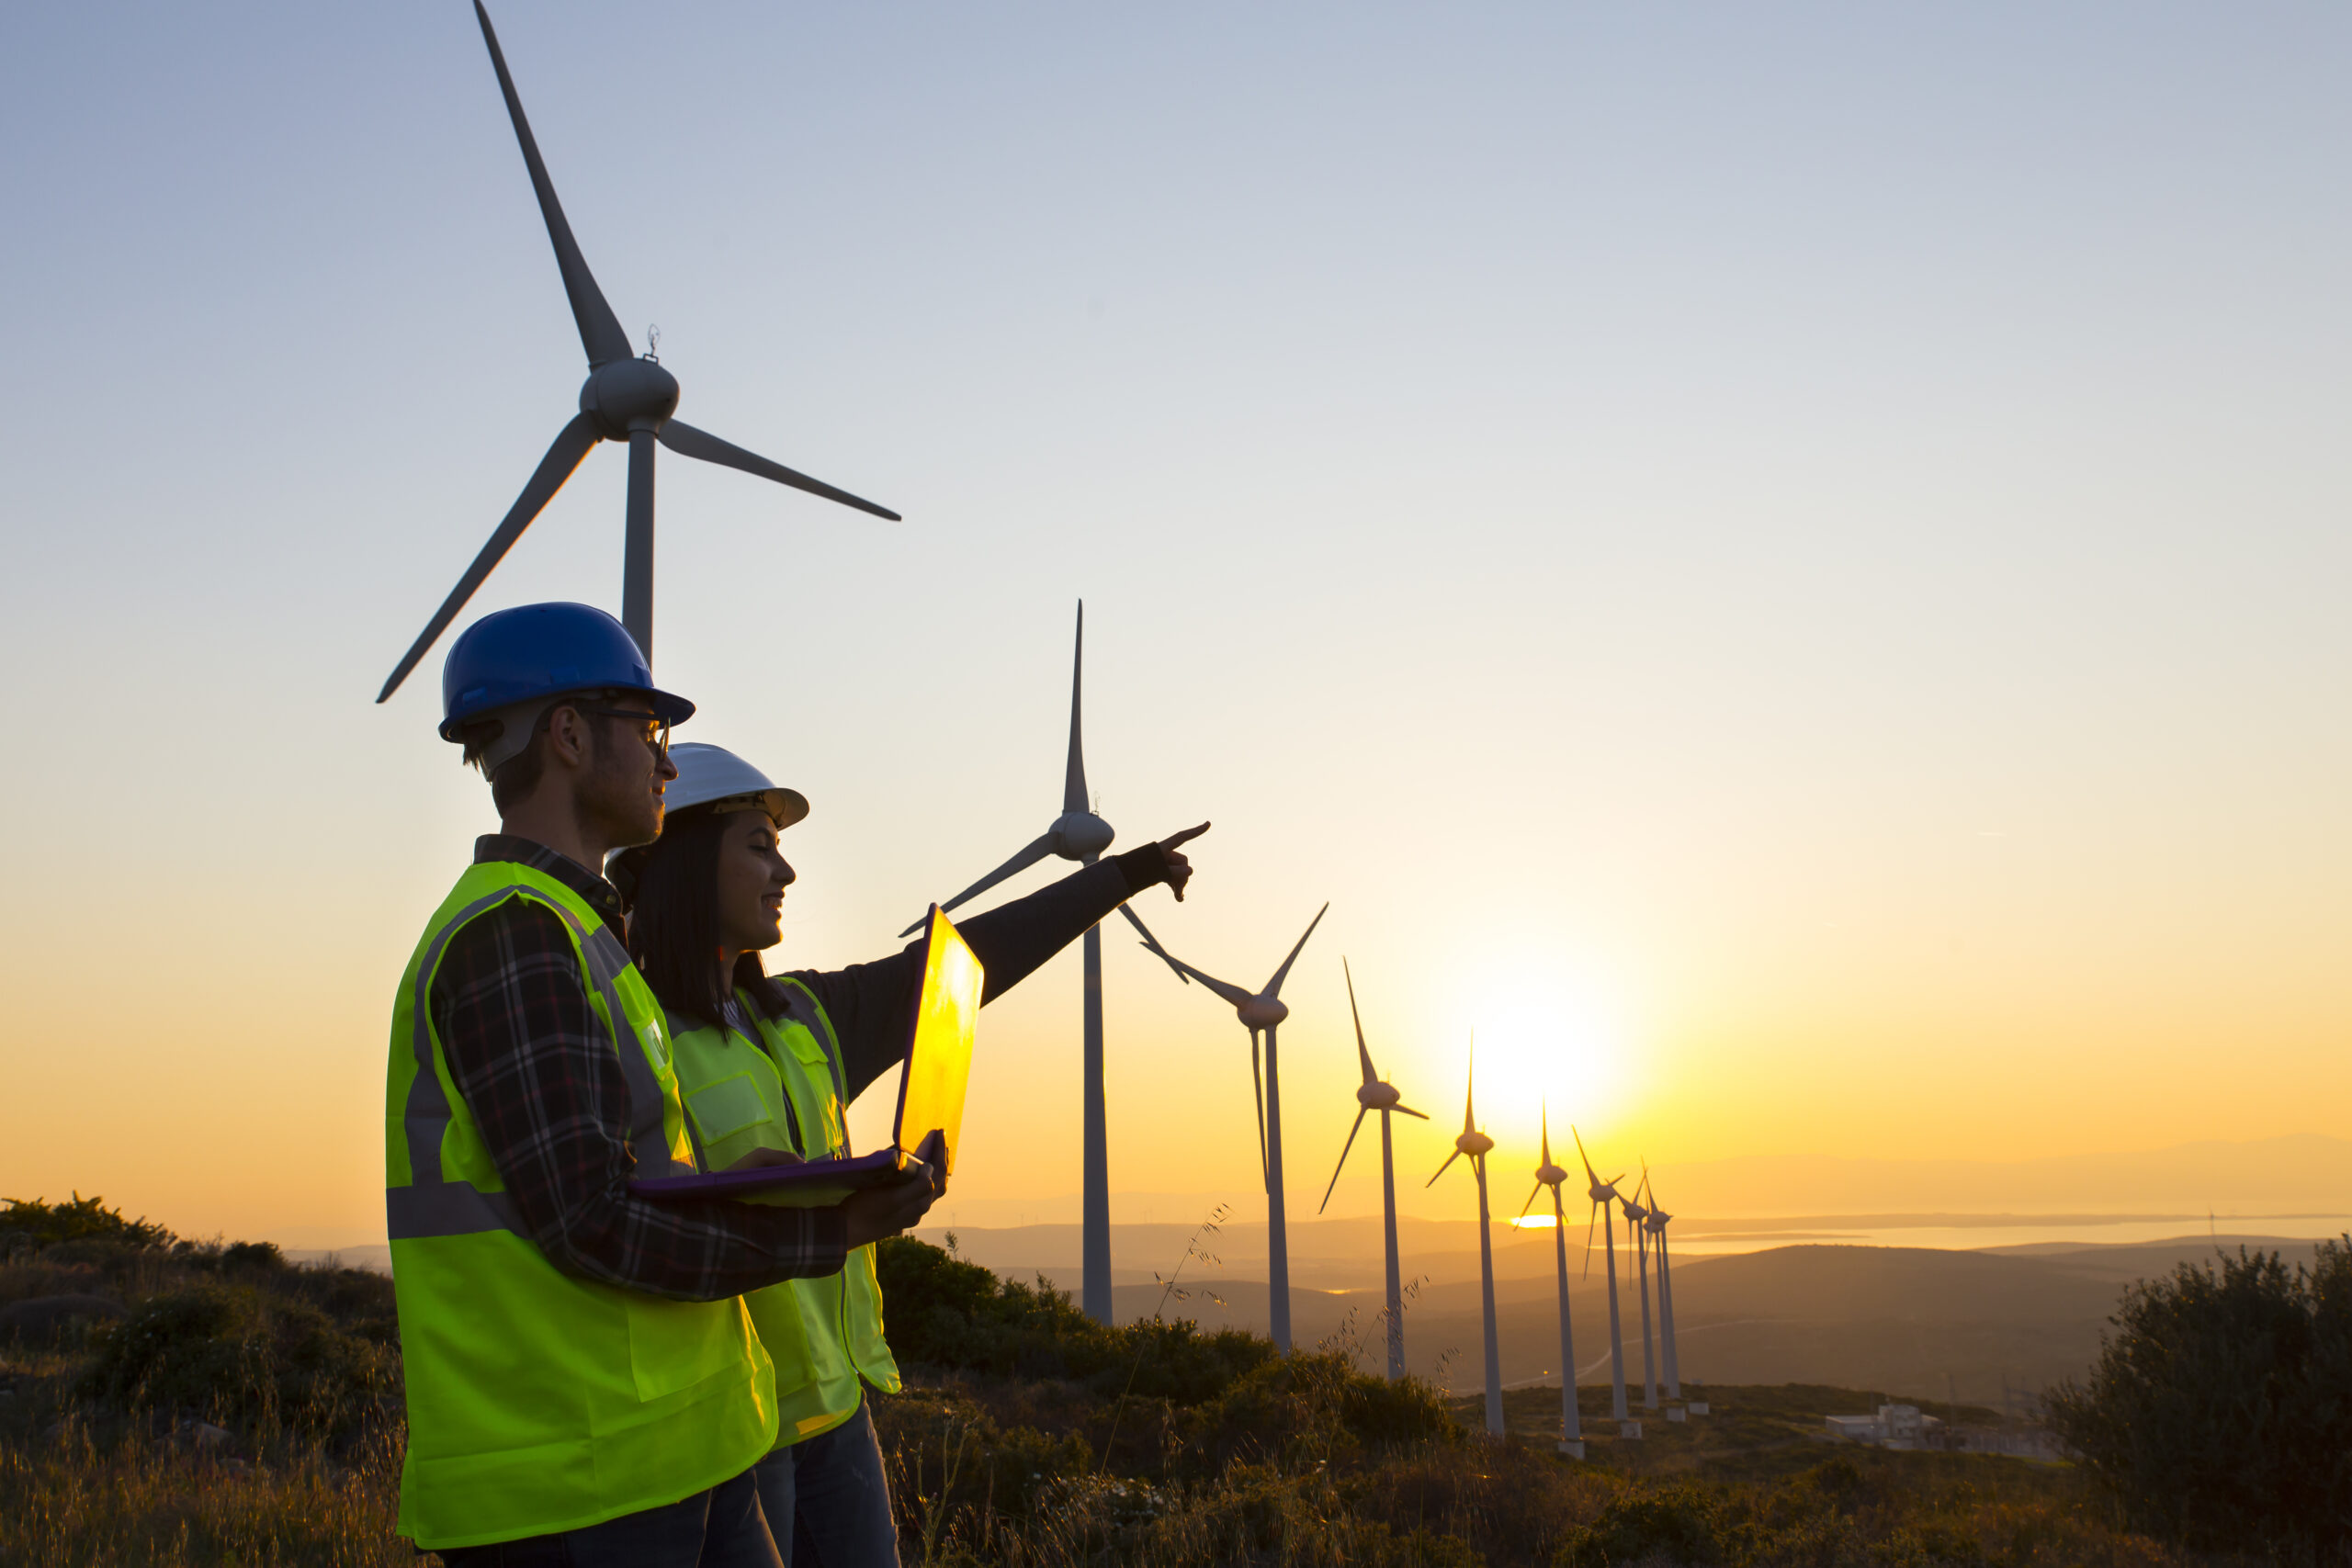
[{"x1": 631, "y1": 905, "x2": 982, "y2": 1208}]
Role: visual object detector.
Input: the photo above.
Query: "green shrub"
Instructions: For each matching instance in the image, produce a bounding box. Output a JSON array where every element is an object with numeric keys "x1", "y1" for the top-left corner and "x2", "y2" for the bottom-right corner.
[
  {"x1": 0, "y1": 1194, "x2": 175, "y2": 1256},
  {"x1": 1556, "y1": 1483, "x2": 1724, "y2": 1566},
  {"x1": 2046, "y1": 1237, "x2": 2352, "y2": 1556},
  {"x1": 75, "y1": 1283, "x2": 397, "y2": 1440},
  {"x1": 1182, "y1": 1350, "x2": 1460, "y2": 1472},
  {"x1": 874, "y1": 1236, "x2": 1272, "y2": 1403}
]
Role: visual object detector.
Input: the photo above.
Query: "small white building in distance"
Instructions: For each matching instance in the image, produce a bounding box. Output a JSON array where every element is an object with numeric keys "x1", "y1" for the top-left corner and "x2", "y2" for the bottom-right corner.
[{"x1": 1825, "y1": 1404, "x2": 1943, "y2": 1450}]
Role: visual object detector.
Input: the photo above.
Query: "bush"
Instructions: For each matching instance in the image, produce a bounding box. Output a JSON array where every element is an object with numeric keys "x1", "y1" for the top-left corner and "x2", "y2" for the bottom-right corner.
[
  {"x1": 0, "y1": 1194, "x2": 175, "y2": 1257},
  {"x1": 2046, "y1": 1237, "x2": 2352, "y2": 1556},
  {"x1": 1556, "y1": 1482, "x2": 1724, "y2": 1566},
  {"x1": 75, "y1": 1283, "x2": 398, "y2": 1441},
  {"x1": 875, "y1": 1236, "x2": 1272, "y2": 1402},
  {"x1": 1182, "y1": 1351, "x2": 1460, "y2": 1472}
]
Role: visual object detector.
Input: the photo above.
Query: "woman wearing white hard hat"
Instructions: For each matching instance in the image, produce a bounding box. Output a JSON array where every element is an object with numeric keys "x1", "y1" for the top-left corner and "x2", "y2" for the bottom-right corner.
[{"x1": 614, "y1": 742, "x2": 1206, "y2": 1567}]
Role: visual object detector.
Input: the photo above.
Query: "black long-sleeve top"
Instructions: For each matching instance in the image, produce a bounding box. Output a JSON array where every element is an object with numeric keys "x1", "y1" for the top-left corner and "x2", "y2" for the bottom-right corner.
[{"x1": 752, "y1": 853, "x2": 1158, "y2": 1102}]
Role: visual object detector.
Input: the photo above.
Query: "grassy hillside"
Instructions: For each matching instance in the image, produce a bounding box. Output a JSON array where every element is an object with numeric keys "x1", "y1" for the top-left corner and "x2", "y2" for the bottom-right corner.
[{"x1": 0, "y1": 1198, "x2": 2272, "y2": 1566}]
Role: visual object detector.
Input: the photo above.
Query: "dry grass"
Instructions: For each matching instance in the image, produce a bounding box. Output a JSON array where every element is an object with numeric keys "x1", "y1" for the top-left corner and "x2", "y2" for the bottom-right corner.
[{"x1": 0, "y1": 1415, "x2": 411, "y2": 1568}]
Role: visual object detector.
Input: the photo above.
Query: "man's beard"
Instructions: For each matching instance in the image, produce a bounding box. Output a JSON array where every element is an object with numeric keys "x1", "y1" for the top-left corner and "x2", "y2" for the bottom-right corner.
[{"x1": 578, "y1": 734, "x2": 662, "y2": 850}]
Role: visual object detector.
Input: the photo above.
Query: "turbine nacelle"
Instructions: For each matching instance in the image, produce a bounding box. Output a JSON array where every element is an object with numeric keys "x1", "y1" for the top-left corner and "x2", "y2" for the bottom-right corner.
[
  {"x1": 1587, "y1": 1179, "x2": 1619, "y2": 1204},
  {"x1": 1048, "y1": 809, "x2": 1115, "y2": 862},
  {"x1": 1645, "y1": 1209, "x2": 1671, "y2": 1232},
  {"x1": 1535, "y1": 1160, "x2": 1570, "y2": 1189},
  {"x1": 1357, "y1": 1079, "x2": 1405, "y2": 1111},
  {"x1": 1237, "y1": 995, "x2": 1290, "y2": 1031},
  {"x1": 579, "y1": 356, "x2": 682, "y2": 438},
  {"x1": 1455, "y1": 1129, "x2": 1495, "y2": 1159},
  {"x1": 1621, "y1": 1198, "x2": 1649, "y2": 1224}
]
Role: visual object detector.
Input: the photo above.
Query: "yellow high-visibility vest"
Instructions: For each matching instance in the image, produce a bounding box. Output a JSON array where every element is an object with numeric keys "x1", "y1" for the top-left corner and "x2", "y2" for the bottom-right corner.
[
  {"x1": 385, "y1": 861, "x2": 776, "y2": 1550},
  {"x1": 669, "y1": 979, "x2": 901, "y2": 1445}
]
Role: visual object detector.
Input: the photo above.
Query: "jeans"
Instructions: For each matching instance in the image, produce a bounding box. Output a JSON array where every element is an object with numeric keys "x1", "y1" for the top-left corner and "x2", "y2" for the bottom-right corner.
[
  {"x1": 435, "y1": 1463, "x2": 782, "y2": 1568},
  {"x1": 752, "y1": 1401, "x2": 900, "y2": 1568}
]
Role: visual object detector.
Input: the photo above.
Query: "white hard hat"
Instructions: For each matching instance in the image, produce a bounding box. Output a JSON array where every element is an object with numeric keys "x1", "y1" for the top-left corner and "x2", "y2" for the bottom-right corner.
[{"x1": 664, "y1": 742, "x2": 809, "y2": 829}]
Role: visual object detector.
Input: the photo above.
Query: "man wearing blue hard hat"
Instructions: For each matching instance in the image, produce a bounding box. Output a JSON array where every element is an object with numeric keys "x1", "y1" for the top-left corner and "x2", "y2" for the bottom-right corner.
[{"x1": 383, "y1": 602, "x2": 940, "y2": 1565}]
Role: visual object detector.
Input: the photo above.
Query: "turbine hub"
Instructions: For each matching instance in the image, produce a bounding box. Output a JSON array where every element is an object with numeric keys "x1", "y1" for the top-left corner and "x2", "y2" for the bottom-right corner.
[
  {"x1": 1238, "y1": 996, "x2": 1289, "y2": 1030},
  {"x1": 1588, "y1": 1181, "x2": 1615, "y2": 1202},
  {"x1": 580, "y1": 356, "x2": 682, "y2": 439},
  {"x1": 1358, "y1": 1080, "x2": 1401, "y2": 1111},
  {"x1": 1536, "y1": 1162, "x2": 1569, "y2": 1187},
  {"x1": 1457, "y1": 1130, "x2": 1495, "y2": 1157},
  {"x1": 1048, "y1": 809, "x2": 1114, "y2": 862}
]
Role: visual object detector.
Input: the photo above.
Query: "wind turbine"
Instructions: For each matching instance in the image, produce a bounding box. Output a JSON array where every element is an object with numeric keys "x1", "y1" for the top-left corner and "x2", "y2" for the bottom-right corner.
[
  {"x1": 1123, "y1": 902, "x2": 1329, "y2": 1351},
  {"x1": 379, "y1": 2, "x2": 898, "y2": 701},
  {"x1": 1644, "y1": 1175, "x2": 1682, "y2": 1403},
  {"x1": 904, "y1": 603, "x2": 1117, "y2": 1321},
  {"x1": 1428, "y1": 1045, "x2": 1502, "y2": 1437},
  {"x1": 1622, "y1": 1167, "x2": 1658, "y2": 1411},
  {"x1": 1573, "y1": 1128, "x2": 1633, "y2": 1427},
  {"x1": 1316, "y1": 959, "x2": 1429, "y2": 1381},
  {"x1": 1516, "y1": 1108, "x2": 1583, "y2": 1457}
]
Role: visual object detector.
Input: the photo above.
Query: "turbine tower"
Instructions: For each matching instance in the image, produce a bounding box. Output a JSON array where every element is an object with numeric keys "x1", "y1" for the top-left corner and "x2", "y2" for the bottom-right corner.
[
  {"x1": 1517, "y1": 1108, "x2": 1583, "y2": 1457},
  {"x1": 1573, "y1": 1128, "x2": 1633, "y2": 1426},
  {"x1": 1428, "y1": 1046, "x2": 1503, "y2": 1437},
  {"x1": 906, "y1": 604, "x2": 1117, "y2": 1321},
  {"x1": 380, "y1": 4, "x2": 898, "y2": 701},
  {"x1": 1123, "y1": 903, "x2": 1329, "y2": 1351},
  {"x1": 1644, "y1": 1175, "x2": 1682, "y2": 1402},
  {"x1": 1622, "y1": 1168, "x2": 1658, "y2": 1411},
  {"x1": 1317, "y1": 959, "x2": 1429, "y2": 1381}
]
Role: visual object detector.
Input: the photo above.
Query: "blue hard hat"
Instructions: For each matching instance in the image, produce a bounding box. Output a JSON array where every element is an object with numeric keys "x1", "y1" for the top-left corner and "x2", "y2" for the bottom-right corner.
[{"x1": 438, "y1": 603, "x2": 695, "y2": 740}]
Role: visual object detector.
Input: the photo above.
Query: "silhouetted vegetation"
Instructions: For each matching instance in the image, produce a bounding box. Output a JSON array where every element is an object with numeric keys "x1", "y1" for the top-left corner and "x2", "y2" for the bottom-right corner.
[
  {"x1": 0, "y1": 1193, "x2": 175, "y2": 1258},
  {"x1": 0, "y1": 1210, "x2": 2256, "y2": 1565},
  {"x1": 2047, "y1": 1236, "x2": 2352, "y2": 1559}
]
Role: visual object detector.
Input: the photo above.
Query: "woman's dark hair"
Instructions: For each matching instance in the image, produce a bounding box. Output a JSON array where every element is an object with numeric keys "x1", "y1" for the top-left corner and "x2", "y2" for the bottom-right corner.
[{"x1": 625, "y1": 807, "x2": 765, "y2": 1029}]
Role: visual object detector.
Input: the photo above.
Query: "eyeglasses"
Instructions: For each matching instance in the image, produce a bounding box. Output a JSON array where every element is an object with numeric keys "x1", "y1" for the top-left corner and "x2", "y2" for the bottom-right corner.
[{"x1": 584, "y1": 706, "x2": 673, "y2": 761}]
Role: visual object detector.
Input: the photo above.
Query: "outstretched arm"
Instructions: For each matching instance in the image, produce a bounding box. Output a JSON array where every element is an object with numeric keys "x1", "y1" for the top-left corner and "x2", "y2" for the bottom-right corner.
[{"x1": 777, "y1": 825, "x2": 1209, "y2": 1102}]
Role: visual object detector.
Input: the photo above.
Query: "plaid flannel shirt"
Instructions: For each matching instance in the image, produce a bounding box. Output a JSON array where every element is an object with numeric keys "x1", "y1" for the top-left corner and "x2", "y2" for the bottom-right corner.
[{"x1": 427, "y1": 835, "x2": 845, "y2": 1303}]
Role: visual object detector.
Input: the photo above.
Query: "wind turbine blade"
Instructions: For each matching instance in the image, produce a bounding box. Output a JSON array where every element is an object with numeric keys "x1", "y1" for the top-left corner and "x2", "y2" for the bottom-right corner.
[
  {"x1": 1541, "y1": 1105, "x2": 1553, "y2": 1168},
  {"x1": 1342, "y1": 957, "x2": 1377, "y2": 1084},
  {"x1": 472, "y1": 2, "x2": 632, "y2": 367},
  {"x1": 899, "y1": 834, "x2": 1053, "y2": 936},
  {"x1": 1392, "y1": 1104, "x2": 1430, "y2": 1122},
  {"x1": 1250, "y1": 1031, "x2": 1269, "y2": 1190},
  {"x1": 1583, "y1": 1202, "x2": 1600, "y2": 1276},
  {"x1": 1425, "y1": 1148, "x2": 1461, "y2": 1189},
  {"x1": 1319, "y1": 1108, "x2": 1369, "y2": 1214},
  {"x1": 1118, "y1": 911, "x2": 1255, "y2": 1007},
  {"x1": 1115, "y1": 905, "x2": 1188, "y2": 985},
  {"x1": 379, "y1": 412, "x2": 600, "y2": 702},
  {"x1": 657, "y1": 422, "x2": 900, "y2": 521},
  {"x1": 1261, "y1": 901, "x2": 1330, "y2": 998},
  {"x1": 1064, "y1": 603, "x2": 1088, "y2": 814},
  {"x1": 1572, "y1": 1125, "x2": 1600, "y2": 1185},
  {"x1": 1516, "y1": 1183, "x2": 1543, "y2": 1222}
]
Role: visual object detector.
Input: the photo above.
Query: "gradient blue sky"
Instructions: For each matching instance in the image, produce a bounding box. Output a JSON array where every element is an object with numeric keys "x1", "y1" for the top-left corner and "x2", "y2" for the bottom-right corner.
[{"x1": 3, "y1": 3, "x2": 2347, "y2": 1244}]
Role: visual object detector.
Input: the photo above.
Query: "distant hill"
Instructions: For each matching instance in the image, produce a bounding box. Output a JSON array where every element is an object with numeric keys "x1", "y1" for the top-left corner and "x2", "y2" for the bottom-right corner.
[{"x1": 1050, "y1": 1234, "x2": 2337, "y2": 1408}]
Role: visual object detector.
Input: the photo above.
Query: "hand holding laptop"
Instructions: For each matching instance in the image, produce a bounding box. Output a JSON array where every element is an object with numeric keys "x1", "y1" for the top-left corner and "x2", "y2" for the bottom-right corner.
[{"x1": 842, "y1": 1160, "x2": 944, "y2": 1248}]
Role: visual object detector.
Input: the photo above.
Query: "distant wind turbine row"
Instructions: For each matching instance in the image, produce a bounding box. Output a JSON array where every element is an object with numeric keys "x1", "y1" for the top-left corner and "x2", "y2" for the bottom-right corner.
[{"x1": 891, "y1": 599, "x2": 1690, "y2": 1455}]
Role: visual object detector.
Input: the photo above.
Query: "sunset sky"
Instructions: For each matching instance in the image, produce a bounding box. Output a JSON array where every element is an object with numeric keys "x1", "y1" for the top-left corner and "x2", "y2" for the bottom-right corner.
[{"x1": 3, "y1": 3, "x2": 2347, "y2": 1247}]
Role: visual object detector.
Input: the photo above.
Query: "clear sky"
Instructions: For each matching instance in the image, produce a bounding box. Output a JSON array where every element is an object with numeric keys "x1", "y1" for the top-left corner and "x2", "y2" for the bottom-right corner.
[{"x1": 3, "y1": 3, "x2": 2347, "y2": 1246}]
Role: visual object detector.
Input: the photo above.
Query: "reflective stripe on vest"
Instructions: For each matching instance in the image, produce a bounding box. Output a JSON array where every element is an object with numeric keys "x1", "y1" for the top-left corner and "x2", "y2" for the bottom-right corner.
[
  {"x1": 385, "y1": 862, "x2": 774, "y2": 1550},
  {"x1": 666, "y1": 979, "x2": 900, "y2": 1446}
]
